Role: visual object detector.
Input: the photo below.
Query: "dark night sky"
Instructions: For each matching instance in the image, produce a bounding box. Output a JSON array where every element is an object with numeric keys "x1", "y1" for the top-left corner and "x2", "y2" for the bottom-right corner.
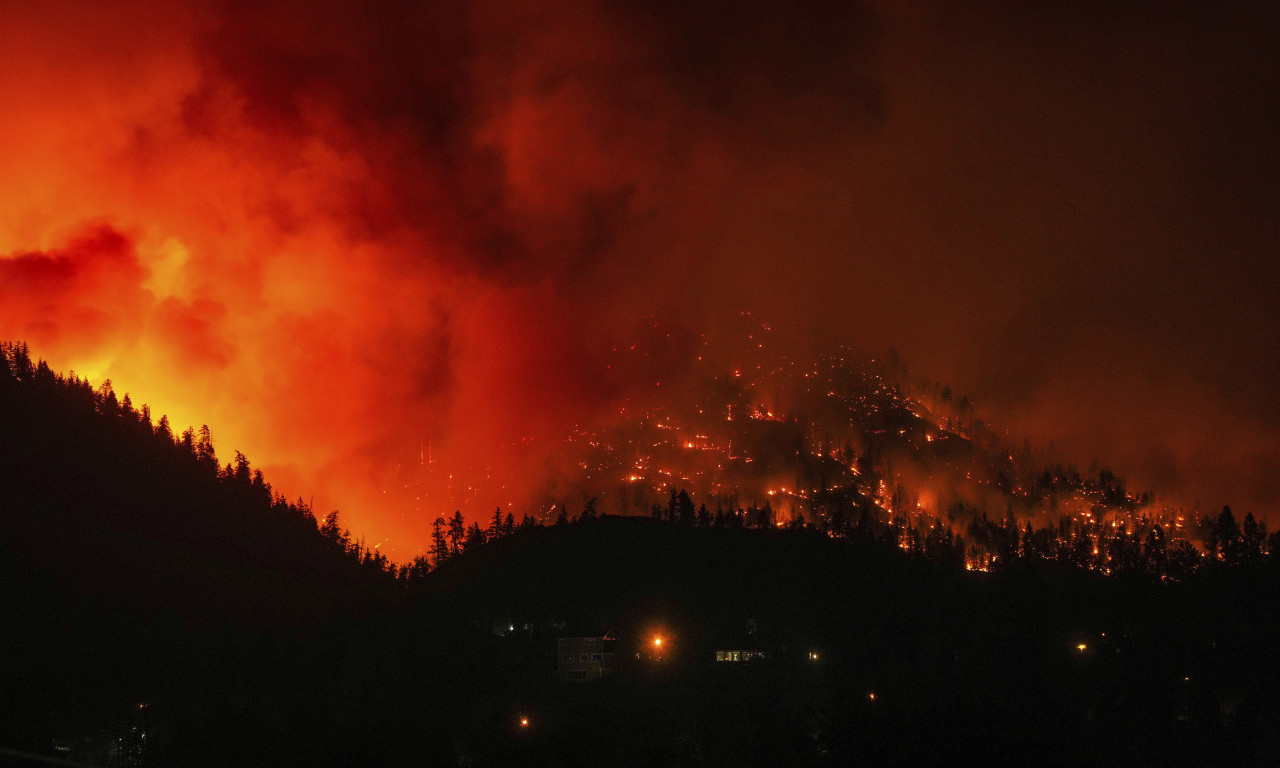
[{"x1": 0, "y1": 0, "x2": 1277, "y2": 546}]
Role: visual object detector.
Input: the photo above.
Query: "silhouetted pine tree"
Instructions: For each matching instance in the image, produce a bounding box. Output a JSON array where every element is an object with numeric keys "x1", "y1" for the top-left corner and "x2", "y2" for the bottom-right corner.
[
  {"x1": 448, "y1": 510, "x2": 466, "y2": 554},
  {"x1": 429, "y1": 517, "x2": 450, "y2": 567},
  {"x1": 1218, "y1": 506, "x2": 1244, "y2": 565}
]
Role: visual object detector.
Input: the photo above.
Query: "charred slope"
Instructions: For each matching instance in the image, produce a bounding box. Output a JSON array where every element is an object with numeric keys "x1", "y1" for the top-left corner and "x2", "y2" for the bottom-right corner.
[{"x1": 528, "y1": 318, "x2": 1178, "y2": 562}]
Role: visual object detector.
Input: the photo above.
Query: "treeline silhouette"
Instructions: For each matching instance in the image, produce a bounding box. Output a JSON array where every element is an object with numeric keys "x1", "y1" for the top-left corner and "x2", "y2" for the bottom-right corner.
[
  {"x1": 0, "y1": 342, "x2": 415, "y2": 763},
  {"x1": 453, "y1": 483, "x2": 1274, "y2": 585},
  {"x1": 0, "y1": 343, "x2": 395, "y2": 575},
  {"x1": 3, "y1": 342, "x2": 1280, "y2": 766}
]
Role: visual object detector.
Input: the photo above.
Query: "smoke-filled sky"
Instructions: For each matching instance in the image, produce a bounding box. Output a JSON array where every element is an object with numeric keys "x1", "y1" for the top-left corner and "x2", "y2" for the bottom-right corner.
[{"x1": 2, "y1": 0, "x2": 1277, "y2": 554}]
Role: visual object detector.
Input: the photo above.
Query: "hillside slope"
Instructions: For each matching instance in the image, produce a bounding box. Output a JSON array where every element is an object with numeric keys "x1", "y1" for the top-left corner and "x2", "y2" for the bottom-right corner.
[{"x1": 3, "y1": 341, "x2": 1279, "y2": 766}]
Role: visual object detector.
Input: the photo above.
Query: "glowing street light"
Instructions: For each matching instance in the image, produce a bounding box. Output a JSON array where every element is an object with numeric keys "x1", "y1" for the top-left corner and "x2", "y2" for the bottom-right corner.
[{"x1": 646, "y1": 633, "x2": 668, "y2": 661}]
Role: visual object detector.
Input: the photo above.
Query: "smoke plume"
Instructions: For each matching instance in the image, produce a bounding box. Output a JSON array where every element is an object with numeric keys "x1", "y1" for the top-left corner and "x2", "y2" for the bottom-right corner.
[{"x1": 2, "y1": 0, "x2": 1277, "y2": 556}]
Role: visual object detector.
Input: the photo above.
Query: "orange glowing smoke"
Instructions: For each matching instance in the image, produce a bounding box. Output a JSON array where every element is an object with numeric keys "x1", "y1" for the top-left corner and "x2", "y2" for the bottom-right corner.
[
  {"x1": 6, "y1": 0, "x2": 1276, "y2": 554},
  {"x1": 0, "y1": 0, "x2": 631, "y2": 558},
  {"x1": 0, "y1": 0, "x2": 904, "y2": 558}
]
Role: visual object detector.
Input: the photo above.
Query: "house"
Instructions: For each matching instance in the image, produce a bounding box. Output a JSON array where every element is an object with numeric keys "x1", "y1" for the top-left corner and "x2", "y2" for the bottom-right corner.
[
  {"x1": 713, "y1": 617, "x2": 767, "y2": 664},
  {"x1": 487, "y1": 618, "x2": 534, "y2": 636},
  {"x1": 557, "y1": 633, "x2": 616, "y2": 682}
]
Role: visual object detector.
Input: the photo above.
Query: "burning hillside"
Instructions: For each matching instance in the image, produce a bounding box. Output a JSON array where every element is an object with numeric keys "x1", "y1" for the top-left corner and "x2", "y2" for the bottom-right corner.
[{"x1": 388, "y1": 314, "x2": 1203, "y2": 569}]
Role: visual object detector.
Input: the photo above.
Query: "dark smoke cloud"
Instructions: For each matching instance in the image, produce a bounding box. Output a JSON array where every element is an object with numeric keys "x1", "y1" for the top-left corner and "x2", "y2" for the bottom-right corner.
[{"x1": 0, "y1": 226, "x2": 148, "y2": 357}]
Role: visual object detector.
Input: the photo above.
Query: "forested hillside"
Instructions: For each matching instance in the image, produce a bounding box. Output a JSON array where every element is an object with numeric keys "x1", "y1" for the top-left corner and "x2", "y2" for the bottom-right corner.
[
  {"x1": 3, "y1": 342, "x2": 1279, "y2": 766},
  {"x1": 0, "y1": 342, "x2": 405, "y2": 764}
]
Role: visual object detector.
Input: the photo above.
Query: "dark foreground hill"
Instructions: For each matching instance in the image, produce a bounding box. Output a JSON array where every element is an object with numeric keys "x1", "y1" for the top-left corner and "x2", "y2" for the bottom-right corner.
[
  {"x1": 3, "y1": 342, "x2": 1280, "y2": 766},
  {"x1": 421, "y1": 516, "x2": 1280, "y2": 766}
]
